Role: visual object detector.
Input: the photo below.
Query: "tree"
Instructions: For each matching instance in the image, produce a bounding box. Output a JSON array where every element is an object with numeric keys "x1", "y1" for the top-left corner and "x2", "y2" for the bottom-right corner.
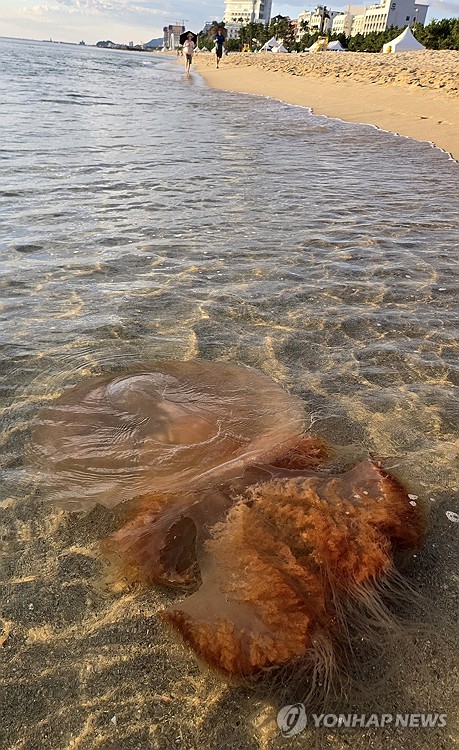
[
  {"x1": 414, "y1": 18, "x2": 459, "y2": 49},
  {"x1": 298, "y1": 30, "x2": 320, "y2": 50},
  {"x1": 225, "y1": 37, "x2": 241, "y2": 51},
  {"x1": 237, "y1": 21, "x2": 268, "y2": 51},
  {"x1": 268, "y1": 14, "x2": 291, "y2": 43}
]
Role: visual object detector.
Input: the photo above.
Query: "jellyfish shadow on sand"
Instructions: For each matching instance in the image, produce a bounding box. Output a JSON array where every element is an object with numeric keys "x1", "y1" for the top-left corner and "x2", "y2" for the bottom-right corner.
[{"x1": 30, "y1": 360, "x2": 427, "y2": 702}]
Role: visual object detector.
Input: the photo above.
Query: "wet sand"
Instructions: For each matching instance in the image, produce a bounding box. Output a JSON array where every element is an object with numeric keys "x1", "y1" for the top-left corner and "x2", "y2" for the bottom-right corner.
[
  {"x1": 193, "y1": 50, "x2": 459, "y2": 161},
  {"x1": 1, "y1": 440, "x2": 458, "y2": 749}
]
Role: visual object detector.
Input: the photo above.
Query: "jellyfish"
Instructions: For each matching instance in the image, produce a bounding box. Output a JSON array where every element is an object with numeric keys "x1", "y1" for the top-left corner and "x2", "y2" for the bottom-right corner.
[
  {"x1": 30, "y1": 360, "x2": 306, "y2": 510},
  {"x1": 30, "y1": 360, "x2": 426, "y2": 686}
]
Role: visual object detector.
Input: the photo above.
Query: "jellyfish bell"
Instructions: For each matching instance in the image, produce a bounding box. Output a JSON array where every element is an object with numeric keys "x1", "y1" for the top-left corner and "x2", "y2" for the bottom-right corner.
[{"x1": 29, "y1": 360, "x2": 306, "y2": 511}]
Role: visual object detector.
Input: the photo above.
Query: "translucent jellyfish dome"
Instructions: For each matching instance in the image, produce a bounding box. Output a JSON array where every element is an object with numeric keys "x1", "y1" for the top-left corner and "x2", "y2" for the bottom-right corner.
[{"x1": 30, "y1": 360, "x2": 305, "y2": 510}]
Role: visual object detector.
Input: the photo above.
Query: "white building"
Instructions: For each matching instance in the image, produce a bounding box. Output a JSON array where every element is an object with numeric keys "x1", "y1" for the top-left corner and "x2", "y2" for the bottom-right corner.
[
  {"x1": 357, "y1": 0, "x2": 428, "y2": 35},
  {"x1": 302, "y1": 0, "x2": 428, "y2": 39},
  {"x1": 331, "y1": 12, "x2": 354, "y2": 35},
  {"x1": 224, "y1": 23, "x2": 243, "y2": 39},
  {"x1": 297, "y1": 6, "x2": 340, "y2": 39},
  {"x1": 224, "y1": 0, "x2": 273, "y2": 25},
  {"x1": 163, "y1": 23, "x2": 184, "y2": 49}
]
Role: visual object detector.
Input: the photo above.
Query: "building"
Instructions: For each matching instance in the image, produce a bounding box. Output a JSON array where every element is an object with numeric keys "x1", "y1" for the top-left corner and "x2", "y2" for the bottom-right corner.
[
  {"x1": 297, "y1": 6, "x2": 340, "y2": 39},
  {"x1": 223, "y1": 0, "x2": 273, "y2": 25},
  {"x1": 301, "y1": 0, "x2": 428, "y2": 39},
  {"x1": 225, "y1": 23, "x2": 244, "y2": 39},
  {"x1": 163, "y1": 24, "x2": 185, "y2": 50},
  {"x1": 331, "y1": 7, "x2": 364, "y2": 35},
  {"x1": 355, "y1": 0, "x2": 428, "y2": 35}
]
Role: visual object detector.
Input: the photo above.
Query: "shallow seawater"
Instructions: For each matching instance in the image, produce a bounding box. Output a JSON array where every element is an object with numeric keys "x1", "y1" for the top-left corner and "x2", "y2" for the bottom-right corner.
[{"x1": 0, "y1": 38, "x2": 458, "y2": 750}]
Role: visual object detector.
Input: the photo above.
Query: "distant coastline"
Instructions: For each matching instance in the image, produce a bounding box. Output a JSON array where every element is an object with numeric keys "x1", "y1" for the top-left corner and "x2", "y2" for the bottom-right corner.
[{"x1": 0, "y1": 35, "x2": 160, "y2": 52}]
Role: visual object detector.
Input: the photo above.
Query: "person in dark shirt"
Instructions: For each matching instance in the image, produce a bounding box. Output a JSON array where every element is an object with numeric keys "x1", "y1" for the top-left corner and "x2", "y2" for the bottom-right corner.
[{"x1": 214, "y1": 28, "x2": 225, "y2": 68}]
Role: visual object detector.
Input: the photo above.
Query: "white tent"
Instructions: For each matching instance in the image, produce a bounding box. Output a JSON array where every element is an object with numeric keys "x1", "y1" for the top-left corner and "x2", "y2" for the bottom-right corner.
[
  {"x1": 261, "y1": 36, "x2": 280, "y2": 51},
  {"x1": 272, "y1": 43, "x2": 289, "y2": 53},
  {"x1": 382, "y1": 27, "x2": 426, "y2": 53},
  {"x1": 326, "y1": 40, "x2": 345, "y2": 51}
]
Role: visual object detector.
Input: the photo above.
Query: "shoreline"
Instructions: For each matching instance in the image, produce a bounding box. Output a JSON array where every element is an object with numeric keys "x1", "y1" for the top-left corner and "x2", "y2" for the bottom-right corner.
[{"x1": 193, "y1": 52, "x2": 459, "y2": 161}]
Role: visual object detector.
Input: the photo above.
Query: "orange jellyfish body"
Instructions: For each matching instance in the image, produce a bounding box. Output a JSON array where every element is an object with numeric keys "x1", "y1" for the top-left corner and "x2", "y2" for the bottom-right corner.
[{"x1": 30, "y1": 360, "x2": 426, "y2": 681}]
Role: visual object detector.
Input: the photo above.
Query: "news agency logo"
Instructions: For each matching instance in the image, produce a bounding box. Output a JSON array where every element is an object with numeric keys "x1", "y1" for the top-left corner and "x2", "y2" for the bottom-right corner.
[
  {"x1": 276, "y1": 705, "x2": 447, "y2": 736},
  {"x1": 277, "y1": 704, "x2": 307, "y2": 737}
]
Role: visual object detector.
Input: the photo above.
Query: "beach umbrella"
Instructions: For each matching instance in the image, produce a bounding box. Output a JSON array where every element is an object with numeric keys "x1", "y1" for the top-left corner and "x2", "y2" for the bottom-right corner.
[
  {"x1": 209, "y1": 24, "x2": 227, "y2": 38},
  {"x1": 179, "y1": 31, "x2": 197, "y2": 45}
]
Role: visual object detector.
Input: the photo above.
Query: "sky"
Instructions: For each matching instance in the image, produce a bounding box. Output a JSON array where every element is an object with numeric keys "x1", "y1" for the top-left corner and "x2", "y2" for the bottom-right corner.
[{"x1": 0, "y1": 0, "x2": 457, "y2": 46}]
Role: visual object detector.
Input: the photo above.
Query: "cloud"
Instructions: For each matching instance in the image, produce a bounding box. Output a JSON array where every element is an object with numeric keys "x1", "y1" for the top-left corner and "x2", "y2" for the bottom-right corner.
[
  {"x1": 4, "y1": 0, "x2": 455, "y2": 46},
  {"x1": 427, "y1": 0, "x2": 459, "y2": 17}
]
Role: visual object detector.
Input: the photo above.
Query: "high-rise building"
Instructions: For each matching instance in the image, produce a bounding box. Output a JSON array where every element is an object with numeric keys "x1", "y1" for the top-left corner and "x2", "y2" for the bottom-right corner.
[
  {"x1": 163, "y1": 24, "x2": 185, "y2": 49},
  {"x1": 329, "y1": 0, "x2": 428, "y2": 37},
  {"x1": 223, "y1": 0, "x2": 273, "y2": 25}
]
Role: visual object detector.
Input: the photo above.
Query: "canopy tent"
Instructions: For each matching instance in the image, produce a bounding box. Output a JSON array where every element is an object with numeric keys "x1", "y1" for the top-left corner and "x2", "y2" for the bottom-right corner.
[
  {"x1": 261, "y1": 36, "x2": 280, "y2": 51},
  {"x1": 272, "y1": 43, "x2": 289, "y2": 53},
  {"x1": 326, "y1": 40, "x2": 345, "y2": 51},
  {"x1": 382, "y1": 27, "x2": 426, "y2": 52}
]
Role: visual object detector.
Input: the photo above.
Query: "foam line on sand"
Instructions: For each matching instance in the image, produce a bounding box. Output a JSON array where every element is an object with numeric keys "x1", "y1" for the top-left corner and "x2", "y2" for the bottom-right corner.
[{"x1": 193, "y1": 52, "x2": 459, "y2": 161}]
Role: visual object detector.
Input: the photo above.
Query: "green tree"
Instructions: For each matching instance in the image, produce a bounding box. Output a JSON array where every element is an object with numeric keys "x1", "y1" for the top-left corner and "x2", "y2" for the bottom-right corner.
[
  {"x1": 225, "y1": 37, "x2": 241, "y2": 51},
  {"x1": 298, "y1": 30, "x2": 320, "y2": 50},
  {"x1": 347, "y1": 27, "x2": 399, "y2": 51},
  {"x1": 415, "y1": 18, "x2": 459, "y2": 49},
  {"x1": 237, "y1": 21, "x2": 268, "y2": 50},
  {"x1": 268, "y1": 14, "x2": 292, "y2": 44}
]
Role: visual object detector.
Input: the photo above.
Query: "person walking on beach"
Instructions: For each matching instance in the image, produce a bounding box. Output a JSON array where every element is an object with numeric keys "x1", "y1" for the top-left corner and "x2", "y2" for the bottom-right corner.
[
  {"x1": 213, "y1": 28, "x2": 225, "y2": 68},
  {"x1": 183, "y1": 33, "x2": 195, "y2": 74}
]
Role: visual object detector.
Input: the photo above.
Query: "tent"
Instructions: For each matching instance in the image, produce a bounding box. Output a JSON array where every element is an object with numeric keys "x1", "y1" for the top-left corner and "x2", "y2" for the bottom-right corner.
[
  {"x1": 382, "y1": 27, "x2": 426, "y2": 53},
  {"x1": 326, "y1": 40, "x2": 345, "y2": 51},
  {"x1": 272, "y1": 43, "x2": 289, "y2": 53},
  {"x1": 261, "y1": 36, "x2": 280, "y2": 51}
]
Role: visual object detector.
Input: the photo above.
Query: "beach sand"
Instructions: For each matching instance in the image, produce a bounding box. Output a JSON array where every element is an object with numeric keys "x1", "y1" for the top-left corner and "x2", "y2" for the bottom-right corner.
[
  {"x1": 194, "y1": 50, "x2": 459, "y2": 161},
  {"x1": 1, "y1": 442, "x2": 458, "y2": 749}
]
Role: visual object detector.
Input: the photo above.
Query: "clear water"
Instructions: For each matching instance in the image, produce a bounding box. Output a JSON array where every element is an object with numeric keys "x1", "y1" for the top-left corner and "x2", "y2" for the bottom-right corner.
[{"x1": 0, "y1": 37, "x2": 458, "y2": 750}]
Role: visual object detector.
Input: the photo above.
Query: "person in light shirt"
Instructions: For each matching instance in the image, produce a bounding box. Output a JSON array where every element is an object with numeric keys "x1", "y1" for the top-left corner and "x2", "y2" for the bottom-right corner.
[{"x1": 183, "y1": 34, "x2": 195, "y2": 74}]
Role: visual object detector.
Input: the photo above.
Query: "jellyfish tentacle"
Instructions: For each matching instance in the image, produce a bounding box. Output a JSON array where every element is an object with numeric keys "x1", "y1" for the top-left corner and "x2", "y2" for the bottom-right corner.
[{"x1": 162, "y1": 460, "x2": 425, "y2": 680}]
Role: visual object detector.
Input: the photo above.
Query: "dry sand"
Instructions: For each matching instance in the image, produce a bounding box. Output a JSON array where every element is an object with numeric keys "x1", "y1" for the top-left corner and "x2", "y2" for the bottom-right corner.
[{"x1": 194, "y1": 50, "x2": 459, "y2": 161}]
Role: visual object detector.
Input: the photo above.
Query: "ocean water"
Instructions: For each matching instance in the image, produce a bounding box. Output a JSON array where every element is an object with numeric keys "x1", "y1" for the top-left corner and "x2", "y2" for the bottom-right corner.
[{"x1": 0, "y1": 37, "x2": 458, "y2": 750}]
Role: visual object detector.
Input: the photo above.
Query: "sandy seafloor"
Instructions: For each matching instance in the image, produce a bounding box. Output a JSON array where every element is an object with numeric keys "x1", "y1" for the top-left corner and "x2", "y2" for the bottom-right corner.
[
  {"x1": 1, "y1": 391, "x2": 458, "y2": 750},
  {"x1": 1, "y1": 44, "x2": 459, "y2": 750}
]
